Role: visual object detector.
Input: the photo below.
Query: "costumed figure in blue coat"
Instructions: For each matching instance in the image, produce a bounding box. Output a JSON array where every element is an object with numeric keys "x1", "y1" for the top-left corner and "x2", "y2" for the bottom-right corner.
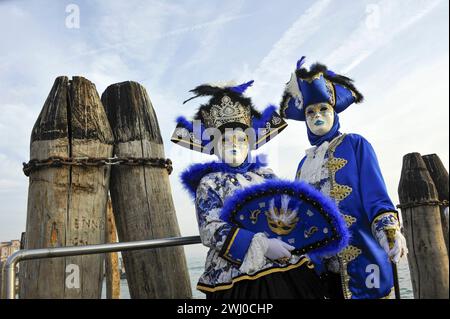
[
  {"x1": 279, "y1": 57, "x2": 408, "y2": 299},
  {"x1": 171, "y1": 80, "x2": 326, "y2": 299}
]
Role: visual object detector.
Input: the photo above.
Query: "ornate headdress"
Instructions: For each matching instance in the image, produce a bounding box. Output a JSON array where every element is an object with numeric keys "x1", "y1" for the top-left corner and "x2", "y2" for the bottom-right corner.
[
  {"x1": 280, "y1": 56, "x2": 364, "y2": 121},
  {"x1": 171, "y1": 81, "x2": 288, "y2": 154}
]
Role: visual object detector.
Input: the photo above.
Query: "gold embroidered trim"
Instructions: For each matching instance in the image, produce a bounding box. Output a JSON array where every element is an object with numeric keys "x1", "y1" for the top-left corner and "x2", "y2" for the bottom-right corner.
[
  {"x1": 325, "y1": 78, "x2": 336, "y2": 107},
  {"x1": 303, "y1": 72, "x2": 324, "y2": 83},
  {"x1": 342, "y1": 213, "x2": 357, "y2": 228},
  {"x1": 330, "y1": 184, "x2": 352, "y2": 202},
  {"x1": 339, "y1": 245, "x2": 362, "y2": 264},
  {"x1": 326, "y1": 134, "x2": 355, "y2": 299},
  {"x1": 255, "y1": 122, "x2": 288, "y2": 146},
  {"x1": 171, "y1": 137, "x2": 204, "y2": 149},
  {"x1": 326, "y1": 157, "x2": 348, "y2": 172},
  {"x1": 371, "y1": 211, "x2": 399, "y2": 229},
  {"x1": 197, "y1": 257, "x2": 312, "y2": 293},
  {"x1": 295, "y1": 168, "x2": 302, "y2": 180},
  {"x1": 222, "y1": 228, "x2": 240, "y2": 263}
]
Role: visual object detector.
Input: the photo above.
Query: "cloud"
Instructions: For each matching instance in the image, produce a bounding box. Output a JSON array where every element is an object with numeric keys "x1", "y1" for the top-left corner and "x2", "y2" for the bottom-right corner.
[
  {"x1": 247, "y1": 0, "x2": 332, "y2": 106},
  {"x1": 0, "y1": 0, "x2": 448, "y2": 249},
  {"x1": 325, "y1": 0, "x2": 443, "y2": 73}
]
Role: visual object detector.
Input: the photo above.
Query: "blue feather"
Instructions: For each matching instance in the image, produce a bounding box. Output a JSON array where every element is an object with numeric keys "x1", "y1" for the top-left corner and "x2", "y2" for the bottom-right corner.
[
  {"x1": 180, "y1": 154, "x2": 268, "y2": 199},
  {"x1": 219, "y1": 179, "x2": 350, "y2": 257},
  {"x1": 252, "y1": 105, "x2": 277, "y2": 130},
  {"x1": 296, "y1": 56, "x2": 306, "y2": 70},
  {"x1": 229, "y1": 80, "x2": 254, "y2": 94},
  {"x1": 175, "y1": 115, "x2": 193, "y2": 131}
]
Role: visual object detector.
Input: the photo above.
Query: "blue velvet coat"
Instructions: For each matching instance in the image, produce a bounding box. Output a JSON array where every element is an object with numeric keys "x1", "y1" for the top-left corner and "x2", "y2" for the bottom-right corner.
[{"x1": 296, "y1": 133, "x2": 397, "y2": 299}]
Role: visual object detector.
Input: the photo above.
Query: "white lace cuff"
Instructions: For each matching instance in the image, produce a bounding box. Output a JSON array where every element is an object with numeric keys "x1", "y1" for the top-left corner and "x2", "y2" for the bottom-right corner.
[{"x1": 239, "y1": 233, "x2": 268, "y2": 275}]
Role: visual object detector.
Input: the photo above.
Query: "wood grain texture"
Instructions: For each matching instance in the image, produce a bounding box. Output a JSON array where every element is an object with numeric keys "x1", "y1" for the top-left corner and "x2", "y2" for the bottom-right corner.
[
  {"x1": 102, "y1": 81, "x2": 192, "y2": 299},
  {"x1": 20, "y1": 76, "x2": 113, "y2": 298},
  {"x1": 398, "y1": 153, "x2": 449, "y2": 299},
  {"x1": 422, "y1": 154, "x2": 449, "y2": 254},
  {"x1": 0, "y1": 261, "x2": 4, "y2": 299},
  {"x1": 105, "y1": 197, "x2": 120, "y2": 299}
]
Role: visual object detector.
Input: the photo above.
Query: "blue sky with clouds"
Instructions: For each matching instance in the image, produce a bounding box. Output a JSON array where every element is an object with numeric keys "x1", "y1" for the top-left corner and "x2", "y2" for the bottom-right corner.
[{"x1": 0, "y1": 0, "x2": 448, "y2": 260}]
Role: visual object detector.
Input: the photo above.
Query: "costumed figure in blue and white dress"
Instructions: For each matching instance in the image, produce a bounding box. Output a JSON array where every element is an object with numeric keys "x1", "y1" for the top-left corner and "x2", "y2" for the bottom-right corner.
[
  {"x1": 279, "y1": 57, "x2": 408, "y2": 299},
  {"x1": 171, "y1": 80, "x2": 326, "y2": 299}
]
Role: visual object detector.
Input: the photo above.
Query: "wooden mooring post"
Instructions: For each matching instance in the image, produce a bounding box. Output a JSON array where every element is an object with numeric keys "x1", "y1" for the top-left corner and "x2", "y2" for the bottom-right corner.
[
  {"x1": 20, "y1": 76, "x2": 114, "y2": 298},
  {"x1": 105, "y1": 197, "x2": 120, "y2": 299},
  {"x1": 0, "y1": 261, "x2": 4, "y2": 299},
  {"x1": 422, "y1": 154, "x2": 449, "y2": 254},
  {"x1": 101, "y1": 81, "x2": 192, "y2": 298},
  {"x1": 398, "y1": 152, "x2": 449, "y2": 299}
]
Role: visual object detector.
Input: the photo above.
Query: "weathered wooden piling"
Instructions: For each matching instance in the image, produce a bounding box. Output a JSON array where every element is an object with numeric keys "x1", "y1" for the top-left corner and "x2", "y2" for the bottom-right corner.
[
  {"x1": 0, "y1": 261, "x2": 4, "y2": 299},
  {"x1": 20, "y1": 76, "x2": 114, "y2": 298},
  {"x1": 422, "y1": 154, "x2": 449, "y2": 254},
  {"x1": 101, "y1": 81, "x2": 192, "y2": 299},
  {"x1": 398, "y1": 152, "x2": 449, "y2": 299},
  {"x1": 105, "y1": 197, "x2": 120, "y2": 299}
]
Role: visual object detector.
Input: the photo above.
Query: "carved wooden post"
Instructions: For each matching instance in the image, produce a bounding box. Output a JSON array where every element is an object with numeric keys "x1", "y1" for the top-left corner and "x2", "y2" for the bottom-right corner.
[
  {"x1": 101, "y1": 81, "x2": 192, "y2": 298},
  {"x1": 105, "y1": 197, "x2": 120, "y2": 299},
  {"x1": 20, "y1": 76, "x2": 113, "y2": 298},
  {"x1": 398, "y1": 152, "x2": 449, "y2": 299},
  {"x1": 422, "y1": 154, "x2": 449, "y2": 254}
]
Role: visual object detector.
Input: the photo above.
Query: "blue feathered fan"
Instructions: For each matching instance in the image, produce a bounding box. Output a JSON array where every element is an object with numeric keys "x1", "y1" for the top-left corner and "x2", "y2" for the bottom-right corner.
[{"x1": 220, "y1": 179, "x2": 349, "y2": 258}]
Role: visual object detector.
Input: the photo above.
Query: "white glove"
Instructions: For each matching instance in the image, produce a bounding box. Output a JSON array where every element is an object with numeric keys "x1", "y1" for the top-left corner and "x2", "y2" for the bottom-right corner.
[
  {"x1": 376, "y1": 228, "x2": 408, "y2": 263},
  {"x1": 264, "y1": 238, "x2": 295, "y2": 261},
  {"x1": 372, "y1": 213, "x2": 408, "y2": 264}
]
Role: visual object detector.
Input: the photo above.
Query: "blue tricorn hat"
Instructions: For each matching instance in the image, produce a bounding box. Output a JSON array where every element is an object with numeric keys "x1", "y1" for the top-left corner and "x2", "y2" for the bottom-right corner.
[
  {"x1": 280, "y1": 56, "x2": 364, "y2": 121},
  {"x1": 171, "y1": 80, "x2": 288, "y2": 154}
]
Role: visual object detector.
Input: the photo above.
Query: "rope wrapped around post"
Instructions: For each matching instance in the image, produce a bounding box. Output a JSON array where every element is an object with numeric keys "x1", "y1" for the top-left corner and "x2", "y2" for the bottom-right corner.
[
  {"x1": 397, "y1": 199, "x2": 449, "y2": 210},
  {"x1": 23, "y1": 156, "x2": 173, "y2": 176}
]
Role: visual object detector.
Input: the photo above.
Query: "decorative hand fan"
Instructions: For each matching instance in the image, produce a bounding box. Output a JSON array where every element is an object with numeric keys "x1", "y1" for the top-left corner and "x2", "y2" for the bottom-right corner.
[{"x1": 220, "y1": 179, "x2": 349, "y2": 258}]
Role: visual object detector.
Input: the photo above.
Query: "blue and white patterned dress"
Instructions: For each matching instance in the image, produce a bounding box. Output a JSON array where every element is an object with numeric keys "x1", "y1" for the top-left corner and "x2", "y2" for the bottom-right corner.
[{"x1": 181, "y1": 155, "x2": 323, "y2": 297}]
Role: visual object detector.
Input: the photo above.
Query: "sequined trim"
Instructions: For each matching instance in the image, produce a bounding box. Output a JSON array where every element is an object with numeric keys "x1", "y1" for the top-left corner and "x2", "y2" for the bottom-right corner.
[{"x1": 202, "y1": 95, "x2": 252, "y2": 129}]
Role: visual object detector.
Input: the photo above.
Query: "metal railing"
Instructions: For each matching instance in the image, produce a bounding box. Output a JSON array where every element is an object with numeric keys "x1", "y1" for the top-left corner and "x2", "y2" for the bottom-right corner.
[{"x1": 2, "y1": 235, "x2": 201, "y2": 299}]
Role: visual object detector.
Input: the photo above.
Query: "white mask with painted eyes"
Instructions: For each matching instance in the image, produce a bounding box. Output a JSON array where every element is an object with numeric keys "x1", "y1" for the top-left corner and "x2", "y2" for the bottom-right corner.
[
  {"x1": 305, "y1": 103, "x2": 334, "y2": 136},
  {"x1": 216, "y1": 130, "x2": 250, "y2": 167}
]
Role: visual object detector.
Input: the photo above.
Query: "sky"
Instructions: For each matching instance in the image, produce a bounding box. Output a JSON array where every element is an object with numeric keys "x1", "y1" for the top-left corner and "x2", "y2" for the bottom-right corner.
[{"x1": 0, "y1": 0, "x2": 448, "y2": 261}]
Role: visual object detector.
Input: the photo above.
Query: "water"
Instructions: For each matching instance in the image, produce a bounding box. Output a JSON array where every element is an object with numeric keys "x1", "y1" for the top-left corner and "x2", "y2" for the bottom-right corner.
[
  {"x1": 397, "y1": 259, "x2": 414, "y2": 299},
  {"x1": 102, "y1": 256, "x2": 414, "y2": 299}
]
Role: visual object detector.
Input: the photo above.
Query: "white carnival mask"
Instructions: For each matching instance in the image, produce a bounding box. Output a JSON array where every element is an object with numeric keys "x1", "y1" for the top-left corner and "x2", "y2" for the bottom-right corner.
[
  {"x1": 305, "y1": 103, "x2": 334, "y2": 136},
  {"x1": 216, "y1": 129, "x2": 250, "y2": 167}
]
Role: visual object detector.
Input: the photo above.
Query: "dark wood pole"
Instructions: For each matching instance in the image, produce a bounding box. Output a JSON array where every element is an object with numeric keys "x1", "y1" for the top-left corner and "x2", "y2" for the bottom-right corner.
[
  {"x1": 422, "y1": 154, "x2": 449, "y2": 254},
  {"x1": 398, "y1": 153, "x2": 449, "y2": 299},
  {"x1": 20, "y1": 76, "x2": 113, "y2": 298},
  {"x1": 101, "y1": 81, "x2": 192, "y2": 299}
]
